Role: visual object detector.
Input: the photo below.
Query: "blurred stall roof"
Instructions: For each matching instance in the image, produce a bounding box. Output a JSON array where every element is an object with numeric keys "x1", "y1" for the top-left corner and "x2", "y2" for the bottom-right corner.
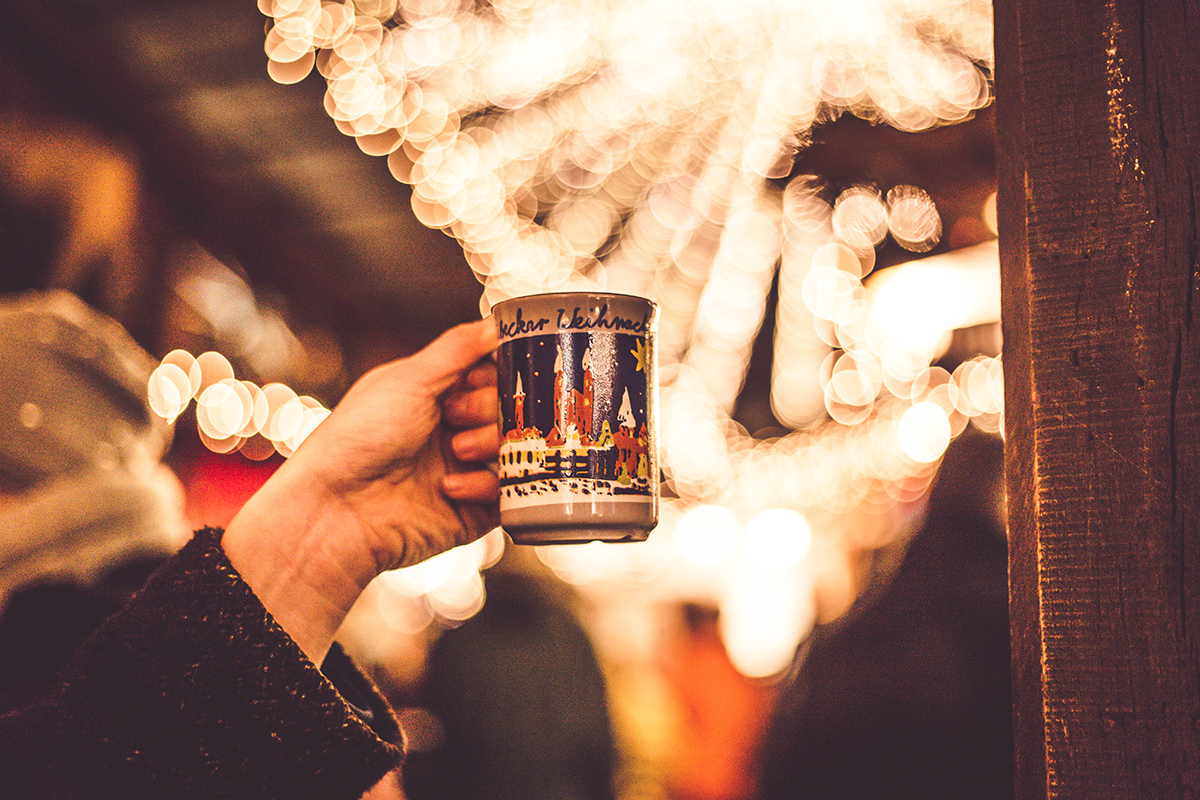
[{"x1": 0, "y1": 0, "x2": 483, "y2": 351}]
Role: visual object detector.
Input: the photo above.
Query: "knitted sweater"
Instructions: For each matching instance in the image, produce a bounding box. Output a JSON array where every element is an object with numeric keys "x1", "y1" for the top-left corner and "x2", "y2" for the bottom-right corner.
[{"x1": 0, "y1": 527, "x2": 404, "y2": 799}]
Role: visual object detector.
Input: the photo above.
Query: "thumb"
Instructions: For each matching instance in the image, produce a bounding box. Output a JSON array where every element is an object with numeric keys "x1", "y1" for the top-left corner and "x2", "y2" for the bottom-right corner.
[{"x1": 403, "y1": 318, "x2": 498, "y2": 395}]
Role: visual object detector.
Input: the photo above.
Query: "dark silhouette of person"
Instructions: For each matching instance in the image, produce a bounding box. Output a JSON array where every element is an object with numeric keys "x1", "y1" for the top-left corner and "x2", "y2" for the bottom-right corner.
[
  {"x1": 0, "y1": 290, "x2": 187, "y2": 714},
  {"x1": 403, "y1": 560, "x2": 619, "y2": 800},
  {"x1": 755, "y1": 428, "x2": 1013, "y2": 800}
]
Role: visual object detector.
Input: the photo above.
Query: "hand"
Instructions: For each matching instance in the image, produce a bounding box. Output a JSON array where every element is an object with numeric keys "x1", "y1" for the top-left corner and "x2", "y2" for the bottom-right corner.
[
  {"x1": 288, "y1": 318, "x2": 501, "y2": 572},
  {"x1": 222, "y1": 318, "x2": 500, "y2": 663}
]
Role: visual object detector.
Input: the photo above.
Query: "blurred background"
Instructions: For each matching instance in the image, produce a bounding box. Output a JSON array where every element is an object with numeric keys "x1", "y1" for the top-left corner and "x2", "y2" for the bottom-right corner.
[{"x1": 0, "y1": 0, "x2": 1007, "y2": 797}]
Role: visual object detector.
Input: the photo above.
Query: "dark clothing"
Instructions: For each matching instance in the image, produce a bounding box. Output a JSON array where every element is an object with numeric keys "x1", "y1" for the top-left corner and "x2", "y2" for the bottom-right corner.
[
  {"x1": 403, "y1": 570, "x2": 618, "y2": 800},
  {"x1": 756, "y1": 505, "x2": 1014, "y2": 800},
  {"x1": 0, "y1": 554, "x2": 164, "y2": 715},
  {"x1": 0, "y1": 527, "x2": 403, "y2": 800}
]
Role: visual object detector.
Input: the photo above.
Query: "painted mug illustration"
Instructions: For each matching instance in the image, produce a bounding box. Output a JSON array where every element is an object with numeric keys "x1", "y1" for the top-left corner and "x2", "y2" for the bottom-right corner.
[{"x1": 493, "y1": 292, "x2": 659, "y2": 544}]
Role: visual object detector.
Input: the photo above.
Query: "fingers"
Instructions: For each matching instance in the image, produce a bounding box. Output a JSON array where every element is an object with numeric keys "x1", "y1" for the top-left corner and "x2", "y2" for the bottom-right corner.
[
  {"x1": 405, "y1": 318, "x2": 498, "y2": 396},
  {"x1": 442, "y1": 468, "x2": 500, "y2": 501},
  {"x1": 461, "y1": 358, "x2": 497, "y2": 390},
  {"x1": 449, "y1": 423, "x2": 500, "y2": 462},
  {"x1": 443, "y1": 384, "x2": 496, "y2": 428}
]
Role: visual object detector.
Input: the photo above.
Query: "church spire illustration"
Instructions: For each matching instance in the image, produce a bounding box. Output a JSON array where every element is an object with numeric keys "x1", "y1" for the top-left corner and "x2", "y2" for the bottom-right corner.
[
  {"x1": 514, "y1": 371, "x2": 525, "y2": 430},
  {"x1": 499, "y1": 333, "x2": 650, "y2": 495}
]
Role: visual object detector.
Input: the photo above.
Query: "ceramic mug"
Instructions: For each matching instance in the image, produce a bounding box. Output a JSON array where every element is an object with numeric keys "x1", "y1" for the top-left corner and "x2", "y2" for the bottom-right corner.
[{"x1": 493, "y1": 292, "x2": 659, "y2": 544}]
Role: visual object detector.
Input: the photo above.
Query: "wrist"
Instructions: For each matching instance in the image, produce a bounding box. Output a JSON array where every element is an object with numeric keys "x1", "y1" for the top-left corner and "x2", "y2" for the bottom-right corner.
[{"x1": 222, "y1": 460, "x2": 377, "y2": 665}]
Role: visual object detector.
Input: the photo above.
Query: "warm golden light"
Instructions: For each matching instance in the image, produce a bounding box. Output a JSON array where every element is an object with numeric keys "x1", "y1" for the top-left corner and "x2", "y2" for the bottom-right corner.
[
  {"x1": 148, "y1": 362, "x2": 192, "y2": 422},
  {"x1": 146, "y1": 0, "x2": 1003, "y2": 633},
  {"x1": 898, "y1": 400, "x2": 952, "y2": 464},
  {"x1": 743, "y1": 508, "x2": 812, "y2": 570},
  {"x1": 886, "y1": 185, "x2": 943, "y2": 252},
  {"x1": 675, "y1": 504, "x2": 740, "y2": 567}
]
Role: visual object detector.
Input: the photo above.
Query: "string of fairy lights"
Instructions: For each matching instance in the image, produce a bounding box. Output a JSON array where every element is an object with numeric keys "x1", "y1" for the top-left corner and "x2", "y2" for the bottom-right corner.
[{"x1": 151, "y1": 0, "x2": 998, "y2": 677}]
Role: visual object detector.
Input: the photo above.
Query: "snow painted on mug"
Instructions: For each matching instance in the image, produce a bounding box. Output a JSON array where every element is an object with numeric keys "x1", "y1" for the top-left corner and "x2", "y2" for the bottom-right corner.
[{"x1": 496, "y1": 302, "x2": 655, "y2": 511}]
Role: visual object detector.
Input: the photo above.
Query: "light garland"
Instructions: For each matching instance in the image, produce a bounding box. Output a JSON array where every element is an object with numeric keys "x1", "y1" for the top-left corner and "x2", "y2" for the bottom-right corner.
[
  {"x1": 148, "y1": 348, "x2": 331, "y2": 459},
  {"x1": 151, "y1": 0, "x2": 999, "y2": 673},
  {"x1": 254, "y1": 0, "x2": 995, "y2": 509}
]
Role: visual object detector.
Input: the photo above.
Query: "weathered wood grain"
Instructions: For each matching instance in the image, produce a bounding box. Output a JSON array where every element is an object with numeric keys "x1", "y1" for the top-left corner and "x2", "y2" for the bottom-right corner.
[{"x1": 997, "y1": 0, "x2": 1200, "y2": 797}]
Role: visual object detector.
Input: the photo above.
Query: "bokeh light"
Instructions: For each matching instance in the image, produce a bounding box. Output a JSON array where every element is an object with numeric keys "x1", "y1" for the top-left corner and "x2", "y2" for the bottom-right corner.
[
  {"x1": 675, "y1": 504, "x2": 740, "y2": 567},
  {"x1": 898, "y1": 400, "x2": 952, "y2": 463},
  {"x1": 148, "y1": 362, "x2": 192, "y2": 422},
  {"x1": 743, "y1": 508, "x2": 812, "y2": 571},
  {"x1": 721, "y1": 568, "x2": 814, "y2": 679},
  {"x1": 260, "y1": 0, "x2": 992, "y2": 314},
  {"x1": 886, "y1": 185, "x2": 942, "y2": 252},
  {"x1": 153, "y1": 0, "x2": 1002, "y2": 643}
]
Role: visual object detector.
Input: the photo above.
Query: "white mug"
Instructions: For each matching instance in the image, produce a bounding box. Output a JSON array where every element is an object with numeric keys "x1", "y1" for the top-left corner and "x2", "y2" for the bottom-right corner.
[{"x1": 493, "y1": 292, "x2": 659, "y2": 544}]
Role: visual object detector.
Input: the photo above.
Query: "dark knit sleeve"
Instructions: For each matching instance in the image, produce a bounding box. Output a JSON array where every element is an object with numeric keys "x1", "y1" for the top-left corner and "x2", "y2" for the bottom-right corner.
[{"x1": 0, "y1": 527, "x2": 404, "y2": 800}]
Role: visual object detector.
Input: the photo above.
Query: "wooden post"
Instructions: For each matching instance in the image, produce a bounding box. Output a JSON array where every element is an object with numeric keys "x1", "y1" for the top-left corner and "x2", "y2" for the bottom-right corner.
[{"x1": 996, "y1": 0, "x2": 1200, "y2": 796}]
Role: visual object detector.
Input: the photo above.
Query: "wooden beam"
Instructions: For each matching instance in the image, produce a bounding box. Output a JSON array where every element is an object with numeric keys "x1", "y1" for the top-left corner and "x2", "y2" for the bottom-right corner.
[{"x1": 997, "y1": 0, "x2": 1200, "y2": 796}]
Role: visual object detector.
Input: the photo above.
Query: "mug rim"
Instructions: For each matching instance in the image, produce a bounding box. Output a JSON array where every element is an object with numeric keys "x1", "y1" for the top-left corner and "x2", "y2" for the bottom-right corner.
[{"x1": 491, "y1": 290, "x2": 657, "y2": 310}]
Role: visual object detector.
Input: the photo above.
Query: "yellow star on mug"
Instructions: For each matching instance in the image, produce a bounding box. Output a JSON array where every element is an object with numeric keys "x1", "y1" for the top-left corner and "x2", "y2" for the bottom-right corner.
[{"x1": 631, "y1": 338, "x2": 648, "y2": 372}]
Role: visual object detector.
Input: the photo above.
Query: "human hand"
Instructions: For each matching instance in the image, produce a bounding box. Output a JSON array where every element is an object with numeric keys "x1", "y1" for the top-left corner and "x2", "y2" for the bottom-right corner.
[
  {"x1": 223, "y1": 318, "x2": 500, "y2": 663},
  {"x1": 286, "y1": 318, "x2": 500, "y2": 571}
]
